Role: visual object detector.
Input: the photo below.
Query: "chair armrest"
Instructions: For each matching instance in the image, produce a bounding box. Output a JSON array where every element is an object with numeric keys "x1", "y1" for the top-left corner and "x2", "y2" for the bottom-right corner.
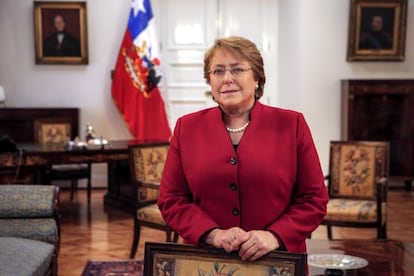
[
  {"x1": 142, "y1": 181, "x2": 161, "y2": 190},
  {"x1": 375, "y1": 177, "x2": 387, "y2": 226},
  {"x1": 136, "y1": 185, "x2": 159, "y2": 207},
  {"x1": 375, "y1": 177, "x2": 388, "y2": 203},
  {"x1": 323, "y1": 174, "x2": 329, "y2": 189}
]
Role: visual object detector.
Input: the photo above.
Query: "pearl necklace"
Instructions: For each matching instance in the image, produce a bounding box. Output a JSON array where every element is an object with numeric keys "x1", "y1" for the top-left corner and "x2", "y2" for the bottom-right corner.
[{"x1": 226, "y1": 121, "x2": 250, "y2": 133}]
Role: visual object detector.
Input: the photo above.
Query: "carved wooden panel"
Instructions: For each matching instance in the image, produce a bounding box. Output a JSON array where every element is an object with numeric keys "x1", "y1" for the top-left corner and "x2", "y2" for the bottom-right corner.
[
  {"x1": 0, "y1": 108, "x2": 79, "y2": 143},
  {"x1": 341, "y1": 79, "x2": 414, "y2": 179}
]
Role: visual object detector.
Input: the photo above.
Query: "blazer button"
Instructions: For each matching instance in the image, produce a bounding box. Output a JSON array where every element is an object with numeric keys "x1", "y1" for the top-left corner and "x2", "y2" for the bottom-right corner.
[
  {"x1": 229, "y1": 183, "x2": 237, "y2": 191},
  {"x1": 232, "y1": 208, "x2": 240, "y2": 216},
  {"x1": 229, "y1": 157, "x2": 237, "y2": 165}
]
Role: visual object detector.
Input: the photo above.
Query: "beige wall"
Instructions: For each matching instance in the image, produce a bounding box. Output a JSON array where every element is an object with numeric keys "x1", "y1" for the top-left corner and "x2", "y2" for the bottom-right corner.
[
  {"x1": 1, "y1": 0, "x2": 414, "y2": 183},
  {"x1": 0, "y1": 0, "x2": 133, "y2": 141},
  {"x1": 278, "y1": 0, "x2": 414, "y2": 173}
]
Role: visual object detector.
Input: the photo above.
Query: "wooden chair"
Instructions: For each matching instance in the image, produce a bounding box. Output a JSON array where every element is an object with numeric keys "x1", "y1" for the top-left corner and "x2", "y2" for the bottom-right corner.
[
  {"x1": 34, "y1": 118, "x2": 92, "y2": 204},
  {"x1": 128, "y1": 142, "x2": 178, "y2": 259},
  {"x1": 322, "y1": 141, "x2": 390, "y2": 239}
]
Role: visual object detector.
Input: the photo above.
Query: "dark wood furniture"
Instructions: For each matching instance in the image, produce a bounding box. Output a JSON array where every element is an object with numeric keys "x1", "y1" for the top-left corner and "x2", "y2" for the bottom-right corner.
[
  {"x1": 0, "y1": 108, "x2": 137, "y2": 212},
  {"x1": 0, "y1": 140, "x2": 167, "y2": 213},
  {"x1": 0, "y1": 108, "x2": 80, "y2": 185},
  {"x1": 33, "y1": 117, "x2": 92, "y2": 204},
  {"x1": 0, "y1": 108, "x2": 79, "y2": 143},
  {"x1": 307, "y1": 239, "x2": 414, "y2": 275},
  {"x1": 341, "y1": 79, "x2": 414, "y2": 190}
]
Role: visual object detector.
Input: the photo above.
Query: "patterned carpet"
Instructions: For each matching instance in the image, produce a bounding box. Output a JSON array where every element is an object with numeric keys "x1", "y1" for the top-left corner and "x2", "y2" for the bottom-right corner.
[{"x1": 81, "y1": 260, "x2": 144, "y2": 276}]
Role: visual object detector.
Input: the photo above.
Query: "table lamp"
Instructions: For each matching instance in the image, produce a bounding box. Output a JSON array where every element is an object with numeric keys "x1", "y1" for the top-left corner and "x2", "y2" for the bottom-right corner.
[{"x1": 0, "y1": 85, "x2": 5, "y2": 107}]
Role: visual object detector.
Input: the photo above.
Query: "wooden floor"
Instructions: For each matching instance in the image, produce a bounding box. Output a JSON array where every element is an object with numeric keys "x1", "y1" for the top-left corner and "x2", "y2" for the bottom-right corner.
[{"x1": 58, "y1": 188, "x2": 414, "y2": 276}]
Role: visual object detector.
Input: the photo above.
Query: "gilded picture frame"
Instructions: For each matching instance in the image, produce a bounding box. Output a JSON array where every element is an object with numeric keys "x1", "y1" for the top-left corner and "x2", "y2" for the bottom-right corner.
[
  {"x1": 144, "y1": 242, "x2": 307, "y2": 276},
  {"x1": 33, "y1": 117, "x2": 76, "y2": 144},
  {"x1": 33, "y1": 1, "x2": 88, "y2": 64},
  {"x1": 346, "y1": 0, "x2": 407, "y2": 61}
]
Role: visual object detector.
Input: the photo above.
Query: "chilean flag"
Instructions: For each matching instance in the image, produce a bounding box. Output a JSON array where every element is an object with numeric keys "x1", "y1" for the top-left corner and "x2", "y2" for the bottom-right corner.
[{"x1": 111, "y1": 0, "x2": 171, "y2": 141}]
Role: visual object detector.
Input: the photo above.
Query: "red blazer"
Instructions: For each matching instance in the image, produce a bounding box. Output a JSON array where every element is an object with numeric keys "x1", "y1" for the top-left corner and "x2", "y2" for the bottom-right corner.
[{"x1": 158, "y1": 102, "x2": 328, "y2": 253}]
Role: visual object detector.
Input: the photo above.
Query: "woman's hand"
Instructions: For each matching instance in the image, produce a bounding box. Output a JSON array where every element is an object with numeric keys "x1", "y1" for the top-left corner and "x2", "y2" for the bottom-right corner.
[
  {"x1": 204, "y1": 227, "x2": 246, "y2": 252},
  {"x1": 235, "y1": 230, "x2": 279, "y2": 261}
]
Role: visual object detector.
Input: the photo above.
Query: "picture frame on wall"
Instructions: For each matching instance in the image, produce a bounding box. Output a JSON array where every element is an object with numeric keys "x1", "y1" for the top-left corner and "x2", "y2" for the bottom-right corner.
[
  {"x1": 33, "y1": 1, "x2": 88, "y2": 64},
  {"x1": 144, "y1": 242, "x2": 307, "y2": 276},
  {"x1": 346, "y1": 0, "x2": 407, "y2": 61}
]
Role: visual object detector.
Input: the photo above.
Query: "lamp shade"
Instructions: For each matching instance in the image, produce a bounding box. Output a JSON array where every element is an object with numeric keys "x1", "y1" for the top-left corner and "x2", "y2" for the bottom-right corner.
[{"x1": 0, "y1": 86, "x2": 5, "y2": 103}]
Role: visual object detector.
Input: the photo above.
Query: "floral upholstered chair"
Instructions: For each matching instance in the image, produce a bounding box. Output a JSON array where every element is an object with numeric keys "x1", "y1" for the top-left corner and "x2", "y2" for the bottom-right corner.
[
  {"x1": 322, "y1": 141, "x2": 390, "y2": 239},
  {"x1": 0, "y1": 184, "x2": 60, "y2": 276},
  {"x1": 128, "y1": 143, "x2": 178, "y2": 259}
]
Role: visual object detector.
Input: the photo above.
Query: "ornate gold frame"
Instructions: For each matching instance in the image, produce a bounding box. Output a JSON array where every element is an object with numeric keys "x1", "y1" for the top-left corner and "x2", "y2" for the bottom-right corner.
[
  {"x1": 347, "y1": 0, "x2": 407, "y2": 61},
  {"x1": 33, "y1": 1, "x2": 88, "y2": 64},
  {"x1": 33, "y1": 118, "x2": 75, "y2": 144},
  {"x1": 144, "y1": 242, "x2": 306, "y2": 276}
]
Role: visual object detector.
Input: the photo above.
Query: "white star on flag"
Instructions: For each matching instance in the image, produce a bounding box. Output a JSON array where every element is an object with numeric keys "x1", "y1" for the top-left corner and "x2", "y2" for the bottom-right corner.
[{"x1": 132, "y1": 0, "x2": 146, "y2": 16}]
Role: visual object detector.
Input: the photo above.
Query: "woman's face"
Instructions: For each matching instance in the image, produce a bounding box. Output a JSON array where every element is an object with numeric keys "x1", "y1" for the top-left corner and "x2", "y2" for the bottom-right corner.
[{"x1": 209, "y1": 48, "x2": 257, "y2": 114}]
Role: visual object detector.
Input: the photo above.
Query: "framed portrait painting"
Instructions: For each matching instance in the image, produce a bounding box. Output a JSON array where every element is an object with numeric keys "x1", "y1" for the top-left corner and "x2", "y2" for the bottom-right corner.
[
  {"x1": 346, "y1": 0, "x2": 407, "y2": 61},
  {"x1": 33, "y1": 1, "x2": 88, "y2": 64},
  {"x1": 144, "y1": 242, "x2": 307, "y2": 276}
]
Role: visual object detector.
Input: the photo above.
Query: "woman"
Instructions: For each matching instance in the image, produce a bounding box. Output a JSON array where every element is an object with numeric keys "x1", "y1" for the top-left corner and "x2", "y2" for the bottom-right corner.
[{"x1": 158, "y1": 36, "x2": 328, "y2": 261}]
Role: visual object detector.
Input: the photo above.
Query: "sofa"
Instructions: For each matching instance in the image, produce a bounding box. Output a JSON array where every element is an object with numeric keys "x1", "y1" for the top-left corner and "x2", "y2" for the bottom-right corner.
[{"x1": 0, "y1": 185, "x2": 60, "y2": 276}]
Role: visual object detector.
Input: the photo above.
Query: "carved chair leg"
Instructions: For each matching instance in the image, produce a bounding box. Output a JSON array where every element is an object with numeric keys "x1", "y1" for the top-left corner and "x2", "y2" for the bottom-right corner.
[
  {"x1": 51, "y1": 252, "x2": 58, "y2": 276},
  {"x1": 87, "y1": 174, "x2": 91, "y2": 205},
  {"x1": 166, "y1": 229, "x2": 180, "y2": 243},
  {"x1": 327, "y1": 225, "x2": 333, "y2": 240},
  {"x1": 70, "y1": 180, "x2": 77, "y2": 201},
  {"x1": 166, "y1": 229, "x2": 172, "y2": 242},
  {"x1": 129, "y1": 219, "x2": 141, "y2": 259},
  {"x1": 404, "y1": 180, "x2": 412, "y2": 191},
  {"x1": 378, "y1": 223, "x2": 387, "y2": 239},
  {"x1": 173, "y1": 232, "x2": 179, "y2": 242}
]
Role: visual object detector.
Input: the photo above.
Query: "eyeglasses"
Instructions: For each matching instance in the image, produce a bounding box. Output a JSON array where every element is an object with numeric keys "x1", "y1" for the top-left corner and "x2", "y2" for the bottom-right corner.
[{"x1": 208, "y1": 67, "x2": 252, "y2": 77}]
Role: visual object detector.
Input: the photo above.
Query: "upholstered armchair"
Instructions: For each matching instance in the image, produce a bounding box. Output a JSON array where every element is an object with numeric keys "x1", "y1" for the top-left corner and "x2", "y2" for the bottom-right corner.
[
  {"x1": 0, "y1": 184, "x2": 60, "y2": 276},
  {"x1": 322, "y1": 141, "x2": 390, "y2": 239},
  {"x1": 128, "y1": 143, "x2": 178, "y2": 259}
]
